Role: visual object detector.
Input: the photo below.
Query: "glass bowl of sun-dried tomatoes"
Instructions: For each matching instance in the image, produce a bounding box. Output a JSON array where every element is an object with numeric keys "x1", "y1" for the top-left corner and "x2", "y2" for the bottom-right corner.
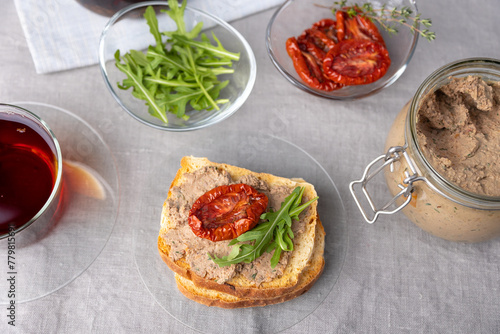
[{"x1": 266, "y1": 0, "x2": 420, "y2": 100}]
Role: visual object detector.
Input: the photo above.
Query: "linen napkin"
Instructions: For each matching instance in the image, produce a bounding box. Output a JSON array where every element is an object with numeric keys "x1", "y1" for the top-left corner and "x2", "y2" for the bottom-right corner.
[{"x1": 14, "y1": 0, "x2": 284, "y2": 74}]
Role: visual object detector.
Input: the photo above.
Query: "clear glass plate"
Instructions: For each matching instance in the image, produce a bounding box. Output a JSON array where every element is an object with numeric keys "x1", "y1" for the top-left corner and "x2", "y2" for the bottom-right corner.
[
  {"x1": 134, "y1": 131, "x2": 347, "y2": 333},
  {"x1": 0, "y1": 102, "x2": 120, "y2": 304}
]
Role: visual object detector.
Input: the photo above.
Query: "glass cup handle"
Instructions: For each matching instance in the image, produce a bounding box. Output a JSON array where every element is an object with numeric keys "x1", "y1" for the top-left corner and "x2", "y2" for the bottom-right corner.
[{"x1": 349, "y1": 146, "x2": 423, "y2": 224}]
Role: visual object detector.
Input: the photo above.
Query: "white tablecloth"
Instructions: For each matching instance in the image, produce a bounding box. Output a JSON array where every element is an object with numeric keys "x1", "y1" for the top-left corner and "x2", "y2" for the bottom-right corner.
[{"x1": 2, "y1": 0, "x2": 500, "y2": 333}]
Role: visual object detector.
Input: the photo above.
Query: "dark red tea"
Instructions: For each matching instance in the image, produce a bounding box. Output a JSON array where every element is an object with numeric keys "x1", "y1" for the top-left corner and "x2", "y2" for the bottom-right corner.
[{"x1": 0, "y1": 112, "x2": 58, "y2": 235}]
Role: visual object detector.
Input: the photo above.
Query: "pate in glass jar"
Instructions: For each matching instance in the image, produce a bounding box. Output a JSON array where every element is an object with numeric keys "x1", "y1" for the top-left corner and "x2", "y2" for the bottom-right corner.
[{"x1": 350, "y1": 58, "x2": 500, "y2": 242}]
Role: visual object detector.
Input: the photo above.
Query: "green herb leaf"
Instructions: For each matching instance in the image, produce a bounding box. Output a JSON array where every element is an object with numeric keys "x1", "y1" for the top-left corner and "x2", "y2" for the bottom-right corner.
[
  {"x1": 209, "y1": 186, "x2": 318, "y2": 269},
  {"x1": 172, "y1": 34, "x2": 240, "y2": 61},
  {"x1": 114, "y1": 50, "x2": 168, "y2": 123},
  {"x1": 144, "y1": 6, "x2": 165, "y2": 53}
]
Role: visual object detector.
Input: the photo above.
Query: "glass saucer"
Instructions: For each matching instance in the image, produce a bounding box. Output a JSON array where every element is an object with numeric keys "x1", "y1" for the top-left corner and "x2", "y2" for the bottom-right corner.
[
  {"x1": 134, "y1": 131, "x2": 347, "y2": 333},
  {"x1": 0, "y1": 102, "x2": 120, "y2": 304}
]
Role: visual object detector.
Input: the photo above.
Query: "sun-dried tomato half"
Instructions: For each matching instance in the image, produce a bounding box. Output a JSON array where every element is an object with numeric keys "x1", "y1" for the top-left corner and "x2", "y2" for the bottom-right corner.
[
  {"x1": 286, "y1": 37, "x2": 343, "y2": 92},
  {"x1": 323, "y1": 38, "x2": 391, "y2": 85},
  {"x1": 301, "y1": 28, "x2": 336, "y2": 52},
  {"x1": 297, "y1": 35, "x2": 327, "y2": 64},
  {"x1": 335, "y1": 10, "x2": 346, "y2": 42},
  {"x1": 343, "y1": 10, "x2": 386, "y2": 48},
  {"x1": 312, "y1": 18, "x2": 336, "y2": 30},
  {"x1": 188, "y1": 184, "x2": 268, "y2": 242},
  {"x1": 312, "y1": 19, "x2": 338, "y2": 44}
]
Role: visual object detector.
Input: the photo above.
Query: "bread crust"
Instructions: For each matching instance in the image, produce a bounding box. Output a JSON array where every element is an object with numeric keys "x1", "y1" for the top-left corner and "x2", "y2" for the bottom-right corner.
[{"x1": 158, "y1": 156, "x2": 322, "y2": 302}]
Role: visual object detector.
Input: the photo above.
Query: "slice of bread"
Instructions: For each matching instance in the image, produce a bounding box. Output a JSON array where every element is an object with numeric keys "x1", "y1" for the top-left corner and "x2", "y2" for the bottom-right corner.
[
  {"x1": 174, "y1": 220, "x2": 325, "y2": 308},
  {"x1": 158, "y1": 156, "x2": 322, "y2": 301}
]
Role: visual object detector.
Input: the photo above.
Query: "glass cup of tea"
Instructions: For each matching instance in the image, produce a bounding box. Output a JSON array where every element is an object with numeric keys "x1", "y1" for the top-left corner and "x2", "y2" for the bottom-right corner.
[{"x1": 0, "y1": 104, "x2": 63, "y2": 239}]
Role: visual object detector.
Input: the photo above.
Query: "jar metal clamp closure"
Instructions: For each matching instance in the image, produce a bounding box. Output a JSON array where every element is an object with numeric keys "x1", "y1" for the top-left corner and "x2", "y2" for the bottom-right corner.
[{"x1": 349, "y1": 145, "x2": 425, "y2": 224}]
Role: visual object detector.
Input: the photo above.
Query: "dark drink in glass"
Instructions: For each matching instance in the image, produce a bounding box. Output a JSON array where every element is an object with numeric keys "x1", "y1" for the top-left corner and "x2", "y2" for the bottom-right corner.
[{"x1": 0, "y1": 105, "x2": 62, "y2": 237}]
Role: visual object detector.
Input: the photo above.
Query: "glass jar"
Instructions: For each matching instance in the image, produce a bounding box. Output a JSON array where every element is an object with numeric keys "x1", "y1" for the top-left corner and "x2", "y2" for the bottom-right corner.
[{"x1": 350, "y1": 58, "x2": 500, "y2": 242}]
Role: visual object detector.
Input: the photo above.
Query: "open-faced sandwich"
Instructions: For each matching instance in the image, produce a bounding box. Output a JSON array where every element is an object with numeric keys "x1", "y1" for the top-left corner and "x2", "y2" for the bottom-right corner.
[{"x1": 158, "y1": 156, "x2": 325, "y2": 308}]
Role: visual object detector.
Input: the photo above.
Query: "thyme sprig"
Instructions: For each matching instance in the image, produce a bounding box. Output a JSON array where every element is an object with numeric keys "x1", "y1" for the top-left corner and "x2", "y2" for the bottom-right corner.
[{"x1": 332, "y1": 1, "x2": 435, "y2": 41}]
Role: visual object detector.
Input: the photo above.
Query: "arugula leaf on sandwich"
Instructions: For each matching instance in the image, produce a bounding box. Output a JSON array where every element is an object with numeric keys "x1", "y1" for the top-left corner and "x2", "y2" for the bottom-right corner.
[{"x1": 210, "y1": 186, "x2": 318, "y2": 268}]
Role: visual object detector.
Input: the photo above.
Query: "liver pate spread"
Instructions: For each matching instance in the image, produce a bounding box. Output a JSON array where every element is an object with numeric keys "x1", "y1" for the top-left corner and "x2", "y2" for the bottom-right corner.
[
  {"x1": 416, "y1": 75, "x2": 500, "y2": 197},
  {"x1": 161, "y1": 166, "x2": 309, "y2": 285}
]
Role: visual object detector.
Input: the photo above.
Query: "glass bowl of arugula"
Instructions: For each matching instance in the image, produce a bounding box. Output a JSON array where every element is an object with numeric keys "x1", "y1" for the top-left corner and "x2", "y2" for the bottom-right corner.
[
  {"x1": 99, "y1": 0, "x2": 256, "y2": 131},
  {"x1": 266, "y1": 0, "x2": 434, "y2": 100}
]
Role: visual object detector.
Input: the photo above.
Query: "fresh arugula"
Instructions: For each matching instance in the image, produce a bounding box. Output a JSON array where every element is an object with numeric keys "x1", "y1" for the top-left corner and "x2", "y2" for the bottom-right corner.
[
  {"x1": 210, "y1": 186, "x2": 319, "y2": 269},
  {"x1": 114, "y1": 0, "x2": 240, "y2": 123}
]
